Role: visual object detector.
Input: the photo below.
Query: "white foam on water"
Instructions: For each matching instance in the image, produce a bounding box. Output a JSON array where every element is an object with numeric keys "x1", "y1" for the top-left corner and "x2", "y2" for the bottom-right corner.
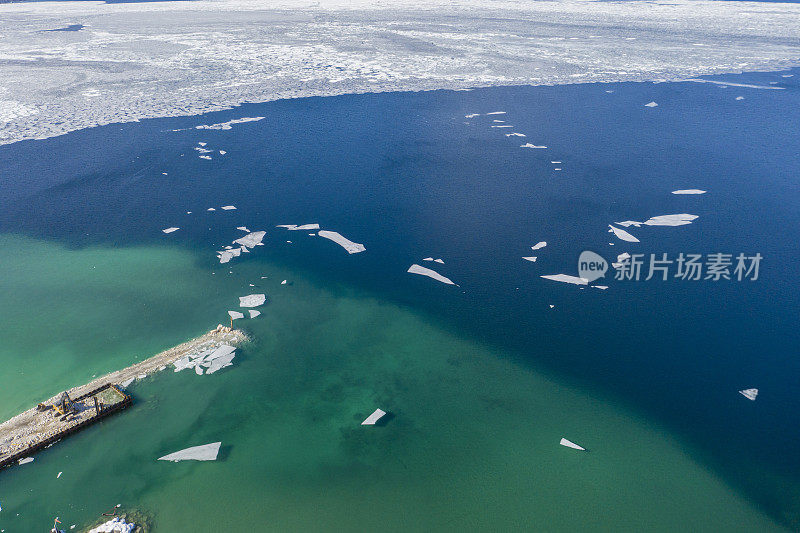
[
  {"x1": 221, "y1": 205, "x2": 236, "y2": 210},
  {"x1": 522, "y1": 256, "x2": 537, "y2": 262}
]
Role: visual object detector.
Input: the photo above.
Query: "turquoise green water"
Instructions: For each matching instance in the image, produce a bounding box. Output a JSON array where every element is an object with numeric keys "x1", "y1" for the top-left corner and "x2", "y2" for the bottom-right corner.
[{"x1": 0, "y1": 234, "x2": 786, "y2": 531}]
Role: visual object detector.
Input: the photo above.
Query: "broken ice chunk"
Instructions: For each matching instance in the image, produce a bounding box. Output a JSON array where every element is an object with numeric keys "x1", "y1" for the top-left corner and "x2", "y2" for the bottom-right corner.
[
  {"x1": 522, "y1": 256, "x2": 537, "y2": 262},
  {"x1": 228, "y1": 310, "x2": 244, "y2": 320},
  {"x1": 317, "y1": 230, "x2": 366, "y2": 254},
  {"x1": 521, "y1": 143, "x2": 547, "y2": 149},
  {"x1": 486, "y1": 111, "x2": 506, "y2": 115},
  {"x1": 671, "y1": 189, "x2": 706, "y2": 195},
  {"x1": 559, "y1": 438, "x2": 586, "y2": 451},
  {"x1": 361, "y1": 408, "x2": 387, "y2": 425},
  {"x1": 158, "y1": 442, "x2": 221, "y2": 462},
  {"x1": 645, "y1": 101, "x2": 658, "y2": 107},
  {"x1": 18, "y1": 457, "x2": 34, "y2": 465},
  {"x1": 531, "y1": 241, "x2": 547, "y2": 250},
  {"x1": 248, "y1": 310, "x2": 261, "y2": 318},
  {"x1": 239, "y1": 294, "x2": 266, "y2": 307},
  {"x1": 408, "y1": 264, "x2": 455, "y2": 285},
  {"x1": 609, "y1": 225, "x2": 640, "y2": 242},
  {"x1": 233, "y1": 231, "x2": 266, "y2": 248},
  {"x1": 540, "y1": 274, "x2": 588, "y2": 286},
  {"x1": 505, "y1": 133, "x2": 526, "y2": 137},
  {"x1": 739, "y1": 388, "x2": 758, "y2": 401},
  {"x1": 221, "y1": 205, "x2": 236, "y2": 210},
  {"x1": 236, "y1": 226, "x2": 250, "y2": 232},
  {"x1": 162, "y1": 227, "x2": 180, "y2": 234},
  {"x1": 643, "y1": 214, "x2": 698, "y2": 226}
]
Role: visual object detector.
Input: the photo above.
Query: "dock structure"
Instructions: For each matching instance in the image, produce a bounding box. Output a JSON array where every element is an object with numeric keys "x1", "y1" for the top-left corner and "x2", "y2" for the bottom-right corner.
[{"x1": 0, "y1": 326, "x2": 247, "y2": 470}]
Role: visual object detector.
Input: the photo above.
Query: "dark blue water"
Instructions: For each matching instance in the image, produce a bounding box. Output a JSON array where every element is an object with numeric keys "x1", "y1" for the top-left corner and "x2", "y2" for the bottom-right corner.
[{"x1": 1, "y1": 68, "x2": 799, "y2": 526}]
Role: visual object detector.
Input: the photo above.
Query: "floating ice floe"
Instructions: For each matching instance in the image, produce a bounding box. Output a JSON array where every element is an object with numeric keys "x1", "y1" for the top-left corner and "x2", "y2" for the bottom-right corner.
[
  {"x1": 486, "y1": 111, "x2": 506, "y2": 115},
  {"x1": 521, "y1": 143, "x2": 547, "y2": 149},
  {"x1": 219, "y1": 150, "x2": 226, "y2": 155},
  {"x1": 228, "y1": 310, "x2": 244, "y2": 320},
  {"x1": 608, "y1": 225, "x2": 640, "y2": 242},
  {"x1": 434, "y1": 259, "x2": 444, "y2": 264},
  {"x1": 492, "y1": 125, "x2": 513, "y2": 128},
  {"x1": 522, "y1": 256, "x2": 537, "y2": 262},
  {"x1": 88, "y1": 517, "x2": 136, "y2": 533},
  {"x1": 57, "y1": 471, "x2": 62, "y2": 478},
  {"x1": 248, "y1": 310, "x2": 260, "y2": 318},
  {"x1": 645, "y1": 101, "x2": 658, "y2": 107},
  {"x1": 551, "y1": 161, "x2": 561, "y2": 164},
  {"x1": 362, "y1": 408, "x2": 387, "y2": 425},
  {"x1": 281, "y1": 280, "x2": 287, "y2": 285},
  {"x1": 277, "y1": 223, "x2": 320, "y2": 231},
  {"x1": 195, "y1": 116, "x2": 265, "y2": 130},
  {"x1": 162, "y1": 227, "x2": 179, "y2": 234},
  {"x1": 505, "y1": 132, "x2": 526, "y2": 137},
  {"x1": 492, "y1": 120, "x2": 504, "y2": 123},
  {"x1": 199, "y1": 155, "x2": 212, "y2": 160},
  {"x1": 671, "y1": 189, "x2": 706, "y2": 195},
  {"x1": 18, "y1": 457, "x2": 34, "y2": 465},
  {"x1": 408, "y1": 264, "x2": 455, "y2": 285},
  {"x1": 614, "y1": 220, "x2": 642, "y2": 227},
  {"x1": 317, "y1": 230, "x2": 366, "y2": 254},
  {"x1": 198, "y1": 142, "x2": 207, "y2": 146},
  {"x1": 158, "y1": 442, "x2": 222, "y2": 462},
  {"x1": 464, "y1": 113, "x2": 480, "y2": 118},
  {"x1": 735, "y1": 96, "x2": 745, "y2": 101},
  {"x1": 643, "y1": 214, "x2": 698, "y2": 226},
  {"x1": 221, "y1": 205, "x2": 236, "y2": 210},
  {"x1": 559, "y1": 438, "x2": 586, "y2": 451},
  {"x1": 532, "y1": 241, "x2": 547, "y2": 250},
  {"x1": 233, "y1": 231, "x2": 266, "y2": 248},
  {"x1": 236, "y1": 226, "x2": 250, "y2": 232},
  {"x1": 540, "y1": 274, "x2": 588, "y2": 286},
  {"x1": 239, "y1": 294, "x2": 266, "y2": 307},
  {"x1": 593, "y1": 285, "x2": 609, "y2": 290},
  {"x1": 739, "y1": 388, "x2": 758, "y2": 401}
]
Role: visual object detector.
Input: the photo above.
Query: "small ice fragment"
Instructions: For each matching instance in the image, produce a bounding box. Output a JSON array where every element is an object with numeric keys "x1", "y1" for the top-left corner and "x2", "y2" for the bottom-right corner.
[
  {"x1": 239, "y1": 294, "x2": 266, "y2": 307},
  {"x1": 361, "y1": 408, "x2": 387, "y2": 425},
  {"x1": 645, "y1": 102, "x2": 658, "y2": 107},
  {"x1": 199, "y1": 155, "x2": 212, "y2": 160},
  {"x1": 522, "y1": 256, "x2": 537, "y2": 262},
  {"x1": 521, "y1": 143, "x2": 547, "y2": 149},
  {"x1": 423, "y1": 257, "x2": 434, "y2": 261},
  {"x1": 532, "y1": 241, "x2": 547, "y2": 250},
  {"x1": 554, "y1": 168, "x2": 562, "y2": 171},
  {"x1": 465, "y1": 113, "x2": 480, "y2": 118},
  {"x1": 195, "y1": 366, "x2": 204, "y2": 376},
  {"x1": 492, "y1": 125, "x2": 513, "y2": 128},
  {"x1": 317, "y1": 230, "x2": 366, "y2": 254},
  {"x1": 493, "y1": 120, "x2": 505, "y2": 123},
  {"x1": 248, "y1": 310, "x2": 261, "y2": 318},
  {"x1": 228, "y1": 310, "x2": 244, "y2": 320},
  {"x1": 18, "y1": 457, "x2": 34, "y2": 465},
  {"x1": 162, "y1": 227, "x2": 179, "y2": 234},
  {"x1": 434, "y1": 259, "x2": 444, "y2": 264},
  {"x1": 486, "y1": 111, "x2": 506, "y2": 115},
  {"x1": 198, "y1": 142, "x2": 207, "y2": 146},
  {"x1": 236, "y1": 226, "x2": 250, "y2": 232},
  {"x1": 221, "y1": 205, "x2": 236, "y2": 210},
  {"x1": 671, "y1": 189, "x2": 706, "y2": 195},
  {"x1": 560, "y1": 438, "x2": 586, "y2": 451},
  {"x1": 551, "y1": 161, "x2": 562, "y2": 164},
  {"x1": 643, "y1": 214, "x2": 698, "y2": 226},
  {"x1": 540, "y1": 274, "x2": 588, "y2": 286},
  {"x1": 207, "y1": 208, "x2": 216, "y2": 211},
  {"x1": 408, "y1": 264, "x2": 455, "y2": 285},
  {"x1": 735, "y1": 96, "x2": 745, "y2": 101},
  {"x1": 614, "y1": 221, "x2": 642, "y2": 227},
  {"x1": 219, "y1": 150, "x2": 226, "y2": 155},
  {"x1": 158, "y1": 442, "x2": 221, "y2": 462},
  {"x1": 288, "y1": 223, "x2": 319, "y2": 231},
  {"x1": 593, "y1": 285, "x2": 609, "y2": 290},
  {"x1": 57, "y1": 471, "x2": 62, "y2": 478},
  {"x1": 505, "y1": 133, "x2": 526, "y2": 137},
  {"x1": 286, "y1": 241, "x2": 292, "y2": 243},
  {"x1": 609, "y1": 225, "x2": 640, "y2": 242},
  {"x1": 739, "y1": 388, "x2": 758, "y2": 401},
  {"x1": 281, "y1": 280, "x2": 287, "y2": 285}
]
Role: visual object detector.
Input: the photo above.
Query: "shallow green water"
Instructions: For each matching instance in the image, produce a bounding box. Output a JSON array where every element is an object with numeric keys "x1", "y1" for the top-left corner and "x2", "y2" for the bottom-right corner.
[{"x1": 0, "y1": 235, "x2": 784, "y2": 531}]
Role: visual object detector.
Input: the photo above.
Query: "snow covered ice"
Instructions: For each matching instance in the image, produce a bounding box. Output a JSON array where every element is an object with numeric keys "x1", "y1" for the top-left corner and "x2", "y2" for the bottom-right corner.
[
  {"x1": 362, "y1": 408, "x2": 387, "y2": 425},
  {"x1": 158, "y1": 442, "x2": 222, "y2": 462},
  {"x1": 408, "y1": 264, "x2": 455, "y2": 285},
  {"x1": 317, "y1": 230, "x2": 366, "y2": 254},
  {"x1": 239, "y1": 294, "x2": 266, "y2": 307}
]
